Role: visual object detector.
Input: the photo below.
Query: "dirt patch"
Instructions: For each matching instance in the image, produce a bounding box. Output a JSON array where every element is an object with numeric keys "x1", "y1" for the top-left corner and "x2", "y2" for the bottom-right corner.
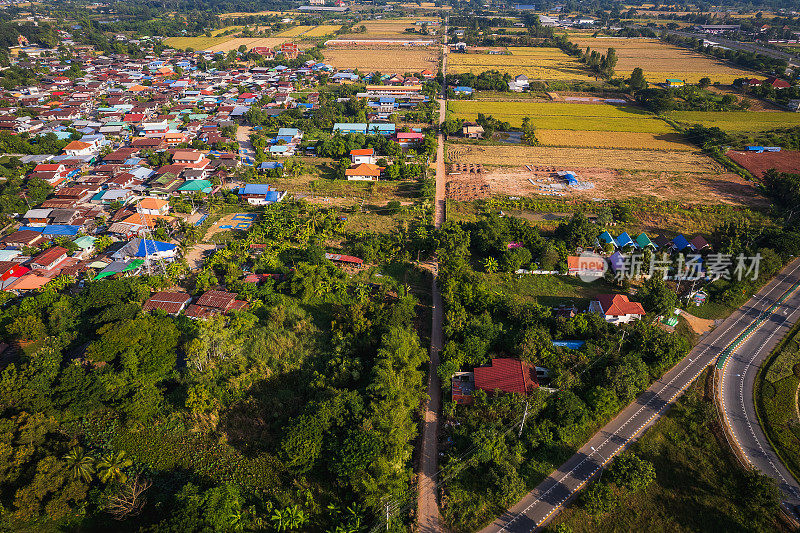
[
  {"x1": 680, "y1": 310, "x2": 716, "y2": 335},
  {"x1": 726, "y1": 149, "x2": 800, "y2": 177},
  {"x1": 459, "y1": 164, "x2": 760, "y2": 206},
  {"x1": 323, "y1": 46, "x2": 438, "y2": 71}
]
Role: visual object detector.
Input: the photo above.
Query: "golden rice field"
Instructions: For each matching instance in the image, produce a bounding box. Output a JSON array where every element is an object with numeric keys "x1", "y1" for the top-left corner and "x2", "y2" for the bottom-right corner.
[
  {"x1": 339, "y1": 19, "x2": 436, "y2": 39},
  {"x1": 323, "y1": 47, "x2": 438, "y2": 71},
  {"x1": 274, "y1": 25, "x2": 314, "y2": 37},
  {"x1": 303, "y1": 25, "x2": 342, "y2": 37},
  {"x1": 535, "y1": 130, "x2": 696, "y2": 150},
  {"x1": 666, "y1": 111, "x2": 800, "y2": 132},
  {"x1": 448, "y1": 47, "x2": 590, "y2": 80},
  {"x1": 164, "y1": 35, "x2": 230, "y2": 50},
  {"x1": 569, "y1": 37, "x2": 758, "y2": 83},
  {"x1": 447, "y1": 100, "x2": 672, "y2": 132},
  {"x1": 205, "y1": 37, "x2": 289, "y2": 52},
  {"x1": 447, "y1": 143, "x2": 718, "y2": 172}
]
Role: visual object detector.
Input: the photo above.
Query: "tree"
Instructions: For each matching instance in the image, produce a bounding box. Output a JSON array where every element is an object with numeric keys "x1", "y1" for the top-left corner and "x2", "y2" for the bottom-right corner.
[
  {"x1": 484, "y1": 257, "x2": 499, "y2": 273},
  {"x1": 64, "y1": 447, "x2": 95, "y2": 483},
  {"x1": 96, "y1": 451, "x2": 132, "y2": 484},
  {"x1": 698, "y1": 76, "x2": 712, "y2": 89},
  {"x1": 638, "y1": 275, "x2": 677, "y2": 316},
  {"x1": 608, "y1": 452, "x2": 655, "y2": 492},
  {"x1": 521, "y1": 116, "x2": 538, "y2": 146},
  {"x1": 581, "y1": 481, "x2": 615, "y2": 515},
  {"x1": 628, "y1": 67, "x2": 647, "y2": 93},
  {"x1": 105, "y1": 474, "x2": 151, "y2": 519}
]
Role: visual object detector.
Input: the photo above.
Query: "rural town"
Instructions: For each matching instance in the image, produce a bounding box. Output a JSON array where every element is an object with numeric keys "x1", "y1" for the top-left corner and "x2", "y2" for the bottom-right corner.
[{"x1": 1, "y1": 0, "x2": 800, "y2": 532}]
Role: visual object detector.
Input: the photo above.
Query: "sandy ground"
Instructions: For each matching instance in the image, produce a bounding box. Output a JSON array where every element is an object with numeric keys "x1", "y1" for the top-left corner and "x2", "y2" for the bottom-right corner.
[
  {"x1": 184, "y1": 243, "x2": 217, "y2": 270},
  {"x1": 680, "y1": 309, "x2": 716, "y2": 335},
  {"x1": 452, "y1": 164, "x2": 760, "y2": 206}
]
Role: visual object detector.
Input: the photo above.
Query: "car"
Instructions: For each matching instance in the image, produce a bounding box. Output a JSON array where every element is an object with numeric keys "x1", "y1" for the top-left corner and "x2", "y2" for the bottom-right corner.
[{"x1": 253, "y1": 126, "x2": 263, "y2": 131}]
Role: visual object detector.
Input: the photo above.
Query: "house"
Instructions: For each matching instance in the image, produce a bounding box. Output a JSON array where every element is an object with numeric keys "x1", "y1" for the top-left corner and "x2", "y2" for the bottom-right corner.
[
  {"x1": 634, "y1": 232, "x2": 656, "y2": 249},
  {"x1": 345, "y1": 163, "x2": 382, "y2": 181},
  {"x1": 333, "y1": 122, "x2": 368, "y2": 135},
  {"x1": 137, "y1": 197, "x2": 170, "y2": 216},
  {"x1": 615, "y1": 232, "x2": 636, "y2": 249},
  {"x1": 238, "y1": 184, "x2": 286, "y2": 205},
  {"x1": 63, "y1": 139, "x2": 99, "y2": 157},
  {"x1": 689, "y1": 235, "x2": 710, "y2": 251},
  {"x1": 142, "y1": 291, "x2": 192, "y2": 315},
  {"x1": 762, "y1": 77, "x2": 791, "y2": 89},
  {"x1": 30, "y1": 246, "x2": 68, "y2": 270},
  {"x1": 589, "y1": 294, "x2": 646, "y2": 324},
  {"x1": 350, "y1": 148, "x2": 376, "y2": 165},
  {"x1": 395, "y1": 131, "x2": 425, "y2": 147},
  {"x1": 0, "y1": 261, "x2": 25, "y2": 289},
  {"x1": 672, "y1": 234, "x2": 692, "y2": 251},
  {"x1": 666, "y1": 79, "x2": 685, "y2": 88},
  {"x1": 474, "y1": 358, "x2": 538, "y2": 395},
  {"x1": 2, "y1": 229, "x2": 45, "y2": 248},
  {"x1": 462, "y1": 122, "x2": 484, "y2": 139},
  {"x1": 185, "y1": 289, "x2": 249, "y2": 319},
  {"x1": 567, "y1": 255, "x2": 606, "y2": 278},
  {"x1": 112, "y1": 238, "x2": 177, "y2": 262}
]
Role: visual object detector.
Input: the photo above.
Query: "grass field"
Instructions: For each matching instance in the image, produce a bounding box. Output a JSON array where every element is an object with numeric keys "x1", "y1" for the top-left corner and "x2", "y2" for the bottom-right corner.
[
  {"x1": 551, "y1": 369, "x2": 788, "y2": 533},
  {"x1": 323, "y1": 46, "x2": 438, "y2": 71},
  {"x1": 756, "y1": 324, "x2": 800, "y2": 484},
  {"x1": 448, "y1": 47, "x2": 590, "y2": 80},
  {"x1": 569, "y1": 37, "x2": 758, "y2": 83},
  {"x1": 447, "y1": 100, "x2": 672, "y2": 132},
  {"x1": 667, "y1": 111, "x2": 800, "y2": 132},
  {"x1": 447, "y1": 143, "x2": 718, "y2": 172}
]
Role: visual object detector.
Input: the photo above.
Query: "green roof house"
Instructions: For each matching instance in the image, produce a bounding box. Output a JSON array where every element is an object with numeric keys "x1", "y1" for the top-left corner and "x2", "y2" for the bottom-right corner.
[
  {"x1": 177, "y1": 179, "x2": 213, "y2": 194},
  {"x1": 634, "y1": 232, "x2": 655, "y2": 249}
]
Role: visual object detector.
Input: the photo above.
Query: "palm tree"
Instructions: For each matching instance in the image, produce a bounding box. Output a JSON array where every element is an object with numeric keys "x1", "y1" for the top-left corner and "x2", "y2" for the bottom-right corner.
[
  {"x1": 484, "y1": 257, "x2": 499, "y2": 273},
  {"x1": 96, "y1": 451, "x2": 133, "y2": 484},
  {"x1": 64, "y1": 447, "x2": 95, "y2": 483}
]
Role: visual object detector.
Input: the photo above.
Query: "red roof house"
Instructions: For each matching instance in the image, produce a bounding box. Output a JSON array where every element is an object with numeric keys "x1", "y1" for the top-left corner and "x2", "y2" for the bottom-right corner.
[
  {"x1": 473, "y1": 358, "x2": 538, "y2": 395},
  {"x1": 589, "y1": 294, "x2": 646, "y2": 324}
]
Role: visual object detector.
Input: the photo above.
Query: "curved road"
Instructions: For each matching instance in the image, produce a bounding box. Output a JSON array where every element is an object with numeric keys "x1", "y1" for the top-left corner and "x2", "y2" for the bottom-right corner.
[
  {"x1": 479, "y1": 258, "x2": 800, "y2": 533},
  {"x1": 719, "y1": 258, "x2": 800, "y2": 520}
]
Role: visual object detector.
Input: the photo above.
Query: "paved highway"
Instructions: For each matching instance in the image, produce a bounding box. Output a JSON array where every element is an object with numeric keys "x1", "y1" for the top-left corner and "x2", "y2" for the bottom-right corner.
[
  {"x1": 479, "y1": 258, "x2": 800, "y2": 533},
  {"x1": 719, "y1": 258, "x2": 800, "y2": 519},
  {"x1": 666, "y1": 30, "x2": 800, "y2": 67}
]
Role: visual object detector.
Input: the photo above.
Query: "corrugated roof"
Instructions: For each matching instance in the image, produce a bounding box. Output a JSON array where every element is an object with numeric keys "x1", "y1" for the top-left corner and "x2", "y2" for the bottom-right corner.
[{"x1": 473, "y1": 358, "x2": 537, "y2": 395}]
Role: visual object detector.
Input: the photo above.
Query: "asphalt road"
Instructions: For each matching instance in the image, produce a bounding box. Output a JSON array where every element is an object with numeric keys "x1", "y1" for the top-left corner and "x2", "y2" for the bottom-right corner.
[
  {"x1": 479, "y1": 258, "x2": 800, "y2": 533},
  {"x1": 666, "y1": 30, "x2": 800, "y2": 67},
  {"x1": 719, "y1": 258, "x2": 800, "y2": 519}
]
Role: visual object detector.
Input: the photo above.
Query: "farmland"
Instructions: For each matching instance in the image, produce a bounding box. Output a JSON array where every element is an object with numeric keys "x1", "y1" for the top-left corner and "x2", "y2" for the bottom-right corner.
[
  {"x1": 536, "y1": 130, "x2": 695, "y2": 151},
  {"x1": 323, "y1": 46, "x2": 438, "y2": 71},
  {"x1": 569, "y1": 37, "x2": 758, "y2": 83},
  {"x1": 303, "y1": 25, "x2": 342, "y2": 37},
  {"x1": 338, "y1": 18, "x2": 436, "y2": 39},
  {"x1": 205, "y1": 37, "x2": 288, "y2": 53},
  {"x1": 726, "y1": 149, "x2": 800, "y2": 176},
  {"x1": 274, "y1": 25, "x2": 315, "y2": 37},
  {"x1": 666, "y1": 111, "x2": 800, "y2": 132},
  {"x1": 447, "y1": 100, "x2": 671, "y2": 132},
  {"x1": 446, "y1": 143, "x2": 719, "y2": 172},
  {"x1": 448, "y1": 47, "x2": 590, "y2": 80}
]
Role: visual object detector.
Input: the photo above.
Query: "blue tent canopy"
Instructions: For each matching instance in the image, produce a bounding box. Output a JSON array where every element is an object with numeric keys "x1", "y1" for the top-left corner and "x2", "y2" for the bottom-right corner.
[
  {"x1": 672, "y1": 234, "x2": 691, "y2": 250},
  {"x1": 136, "y1": 239, "x2": 175, "y2": 257}
]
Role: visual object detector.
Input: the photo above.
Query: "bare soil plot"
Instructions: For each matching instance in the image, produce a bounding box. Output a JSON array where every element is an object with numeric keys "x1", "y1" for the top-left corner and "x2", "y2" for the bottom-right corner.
[
  {"x1": 468, "y1": 165, "x2": 758, "y2": 206},
  {"x1": 323, "y1": 46, "x2": 438, "y2": 71},
  {"x1": 569, "y1": 37, "x2": 758, "y2": 83},
  {"x1": 727, "y1": 149, "x2": 800, "y2": 177}
]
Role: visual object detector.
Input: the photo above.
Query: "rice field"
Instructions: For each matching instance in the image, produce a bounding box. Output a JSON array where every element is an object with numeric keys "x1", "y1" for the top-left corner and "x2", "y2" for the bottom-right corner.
[
  {"x1": 205, "y1": 37, "x2": 289, "y2": 53},
  {"x1": 339, "y1": 19, "x2": 435, "y2": 39},
  {"x1": 274, "y1": 25, "x2": 315, "y2": 37},
  {"x1": 164, "y1": 35, "x2": 230, "y2": 50},
  {"x1": 535, "y1": 130, "x2": 695, "y2": 150},
  {"x1": 447, "y1": 100, "x2": 672, "y2": 132},
  {"x1": 448, "y1": 47, "x2": 590, "y2": 80},
  {"x1": 666, "y1": 111, "x2": 800, "y2": 132},
  {"x1": 323, "y1": 46, "x2": 438, "y2": 71},
  {"x1": 446, "y1": 143, "x2": 718, "y2": 172},
  {"x1": 569, "y1": 37, "x2": 758, "y2": 83},
  {"x1": 303, "y1": 25, "x2": 342, "y2": 37}
]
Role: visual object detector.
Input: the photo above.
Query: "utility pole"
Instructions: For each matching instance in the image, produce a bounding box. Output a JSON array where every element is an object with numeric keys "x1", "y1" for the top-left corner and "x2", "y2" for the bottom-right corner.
[
  {"x1": 385, "y1": 501, "x2": 389, "y2": 532},
  {"x1": 519, "y1": 400, "x2": 529, "y2": 437}
]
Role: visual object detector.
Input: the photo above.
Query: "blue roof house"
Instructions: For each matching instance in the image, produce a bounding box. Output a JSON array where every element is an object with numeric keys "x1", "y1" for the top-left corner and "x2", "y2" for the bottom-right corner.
[
  {"x1": 333, "y1": 123, "x2": 368, "y2": 135},
  {"x1": 672, "y1": 234, "x2": 691, "y2": 251},
  {"x1": 615, "y1": 232, "x2": 635, "y2": 249},
  {"x1": 598, "y1": 231, "x2": 615, "y2": 247}
]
